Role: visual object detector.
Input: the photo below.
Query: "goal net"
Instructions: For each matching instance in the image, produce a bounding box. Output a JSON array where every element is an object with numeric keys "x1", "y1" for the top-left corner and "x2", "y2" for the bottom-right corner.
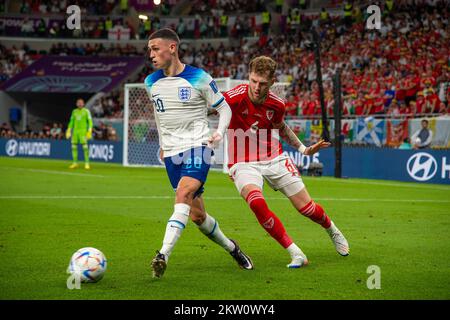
[{"x1": 123, "y1": 79, "x2": 290, "y2": 171}]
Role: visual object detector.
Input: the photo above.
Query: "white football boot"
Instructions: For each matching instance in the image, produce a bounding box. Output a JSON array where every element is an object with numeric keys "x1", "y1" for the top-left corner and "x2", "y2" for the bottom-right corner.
[
  {"x1": 326, "y1": 221, "x2": 350, "y2": 256},
  {"x1": 287, "y1": 246, "x2": 309, "y2": 268}
]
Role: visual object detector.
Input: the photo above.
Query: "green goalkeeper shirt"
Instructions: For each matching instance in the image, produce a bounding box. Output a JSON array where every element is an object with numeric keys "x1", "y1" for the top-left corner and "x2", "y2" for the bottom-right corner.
[{"x1": 68, "y1": 108, "x2": 93, "y2": 133}]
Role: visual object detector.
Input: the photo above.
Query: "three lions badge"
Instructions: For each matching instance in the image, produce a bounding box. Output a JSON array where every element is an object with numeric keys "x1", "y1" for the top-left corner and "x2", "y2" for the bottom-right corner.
[{"x1": 178, "y1": 87, "x2": 191, "y2": 102}]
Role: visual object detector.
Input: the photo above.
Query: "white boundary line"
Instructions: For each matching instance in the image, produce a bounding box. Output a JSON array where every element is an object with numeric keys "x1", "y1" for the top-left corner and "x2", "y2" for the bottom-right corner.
[
  {"x1": 316, "y1": 177, "x2": 450, "y2": 191},
  {"x1": 0, "y1": 167, "x2": 105, "y2": 178},
  {"x1": 0, "y1": 195, "x2": 449, "y2": 203},
  {"x1": 1, "y1": 166, "x2": 449, "y2": 190}
]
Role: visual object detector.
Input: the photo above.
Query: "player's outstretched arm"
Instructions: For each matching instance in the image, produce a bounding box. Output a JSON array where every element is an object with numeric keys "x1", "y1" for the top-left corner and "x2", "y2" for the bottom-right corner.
[
  {"x1": 305, "y1": 139, "x2": 332, "y2": 155},
  {"x1": 208, "y1": 102, "x2": 232, "y2": 148},
  {"x1": 275, "y1": 121, "x2": 331, "y2": 155}
]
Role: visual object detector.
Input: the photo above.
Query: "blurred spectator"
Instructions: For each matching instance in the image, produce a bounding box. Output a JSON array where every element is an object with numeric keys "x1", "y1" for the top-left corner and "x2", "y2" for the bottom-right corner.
[
  {"x1": 285, "y1": 95, "x2": 299, "y2": 117},
  {"x1": 398, "y1": 137, "x2": 412, "y2": 150},
  {"x1": 0, "y1": 122, "x2": 67, "y2": 140},
  {"x1": 106, "y1": 124, "x2": 118, "y2": 141},
  {"x1": 50, "y1": 122, "x2": 62, "y2": 139},
  {"x1": 93, "y1": 122, "x2": 108, "y2": 140},
  {"x1": 411, "y1": 119, "x2": 433, "y2": 149},
  {"x1": 0, "y1": 121, "x2": 119, "y2": 141},
  {"x1": 21, "y1": 18, "x2": 35, "y2": 36}
]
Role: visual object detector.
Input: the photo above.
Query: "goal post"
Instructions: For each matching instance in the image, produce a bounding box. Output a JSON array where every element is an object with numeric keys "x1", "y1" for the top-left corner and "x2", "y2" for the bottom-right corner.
[{"x1": 123, "y1": 79, "x2": 291, "y2": 171}]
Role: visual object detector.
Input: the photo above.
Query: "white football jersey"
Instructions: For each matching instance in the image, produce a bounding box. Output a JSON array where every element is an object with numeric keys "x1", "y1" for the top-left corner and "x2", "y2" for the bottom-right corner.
[{"x1": 144, "y1": 64, "x2": 226, "y2": 157}]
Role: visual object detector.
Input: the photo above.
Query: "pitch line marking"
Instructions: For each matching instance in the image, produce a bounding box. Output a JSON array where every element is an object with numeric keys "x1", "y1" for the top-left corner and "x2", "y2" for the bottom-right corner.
[
  {"x1": 1, "y1": 166, "x2": 448, "y2": 190},
  {"x1": 0, "y1": 166, "x2": 105, "y2": 178},
  {"x1": 0, "y1": 195, "x2": 449, "y2": 203},
  {"x1": 316, "y1": 177, "x2": 450, "y2": 191}
]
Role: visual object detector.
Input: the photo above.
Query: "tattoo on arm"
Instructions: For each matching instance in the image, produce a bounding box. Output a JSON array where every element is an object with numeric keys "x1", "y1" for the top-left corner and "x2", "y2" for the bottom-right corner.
[{"x1": 278, "y1": 122, "x2": 302, "y2": 149}]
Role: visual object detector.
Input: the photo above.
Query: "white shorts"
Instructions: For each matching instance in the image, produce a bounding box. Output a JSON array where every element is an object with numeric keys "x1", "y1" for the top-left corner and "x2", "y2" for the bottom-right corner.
[{"x1": 228, "y1": 154, "x2": 305, "y2": 197}]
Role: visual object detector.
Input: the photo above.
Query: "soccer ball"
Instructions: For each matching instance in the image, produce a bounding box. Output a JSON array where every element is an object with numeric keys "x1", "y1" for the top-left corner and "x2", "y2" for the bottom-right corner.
[
  {"x1": 68, "y1": 247, "x2": 107, "y2": 283},
  {"x1": 415, "y1": 137, "x2": 422, "y2": 145}
]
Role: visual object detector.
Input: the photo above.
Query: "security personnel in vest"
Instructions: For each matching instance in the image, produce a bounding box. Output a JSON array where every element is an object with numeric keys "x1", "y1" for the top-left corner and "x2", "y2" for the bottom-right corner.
[
  {"x1": 291, "y1": 8, "x2": 301, "y2": 34},
  {"x1": 385, "y1": 0, "x2": 394, "y2": 16},
  {"x1": 144, "y1": 17, "x2": 151, "y2": 35},
  {"x1": 320, "y1": 7, "x2": 329, "y2": 24},
  {"x1": 276, "y1": 0, "x2": 283, "y2": 13},
  {"x1": 262, "y1": 10, "x2": 271, "y2": 35},
  {"x1": 286, "y1": 9, "x2": 292, "y2": 34},
  {"x1": 299, "y1": 0, "x2": 307, "y2": 10},
  {"x1": 220, "y1": 14, "x2": 228, "y2": 37},
  {"x1": 343, "y1": 1, "x2": 353, "y2": 27},
  {"x1": 98, "y1": 17, "x2": 105, "y2": 38},
  {"x1": 120, "y1": 0, "x2": 128, "y2": 15},
  {"x1": 105, "y1": 16, "x2": 113, "y2": 33}
]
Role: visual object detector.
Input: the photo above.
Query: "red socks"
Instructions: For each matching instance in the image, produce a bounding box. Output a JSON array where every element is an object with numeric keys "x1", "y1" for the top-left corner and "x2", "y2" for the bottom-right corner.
[
  {"x1": 298, "y1": 200, "x2": 331, "y2": 229},
  {"x1": 246, "y1": 190, "x2": 293, "y2": 249}
]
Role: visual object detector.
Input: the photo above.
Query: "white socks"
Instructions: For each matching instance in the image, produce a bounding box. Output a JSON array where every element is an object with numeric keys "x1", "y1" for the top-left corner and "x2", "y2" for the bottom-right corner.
[
  {"x1": 287, "y1": 243, "x2": 306, "y2": 259},
  {"x1": 160, "y1": 205, "x2": 236, "y2": 259},
  {"x1": 160, "y1": 203, "x2": 190, "y2": 258},
  {"x1": 198, "y1": 214, "x2": 235, "y2": 252}
]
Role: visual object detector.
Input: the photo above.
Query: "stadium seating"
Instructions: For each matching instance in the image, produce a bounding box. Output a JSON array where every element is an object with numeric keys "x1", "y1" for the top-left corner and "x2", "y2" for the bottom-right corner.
[{"x1": 0, "y1": 0, "x2": 448, "y2": 143}]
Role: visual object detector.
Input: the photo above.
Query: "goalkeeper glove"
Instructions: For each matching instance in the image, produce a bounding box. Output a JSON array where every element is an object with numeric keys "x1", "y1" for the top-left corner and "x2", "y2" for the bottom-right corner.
[
  {"x1": 65, "y1": 129, "x2": 71, "y2": 139},
  {"x1": 86, "y1": 128, "x2": 92, "y2": 140}
]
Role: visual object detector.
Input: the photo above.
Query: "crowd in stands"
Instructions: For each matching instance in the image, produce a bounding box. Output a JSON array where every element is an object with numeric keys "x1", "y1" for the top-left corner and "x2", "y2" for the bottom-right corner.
[
  {"x1": 18, "y1": 0, "x2": 118, "y2": 15},
  {"x1": 187, "y1": 0, "x2": 265, "y2": 15},
  {"x1": 48, "y1": 42, "x2": 142, "y2": 56},
  {"x1": 91, "y1": 91, "x2": 123, "y2": 119},
  {"x1": 169, "y1": 14, "x2": 258, "y2": 39},
  {"x1": 10, "y1": 16, "x2": 138, "y2": 40},
  {"x1": 0, "y1": 44, "x2": 36, "y2": 85},
  {"x1": 284, "y1": 0, "x2": 450, "y2": 117},
  {"x1": 1, "y1": 1, "x2": 449, "y2": 122},
  {"x1": 0, "y1": 122, "x2": 64, "y2": 139},
  {"x1": 0, "y1": 0, "x2": 264, "y2": 40},
  {"x1": 189, "y1": 0, "x2": 449, "y2": 118},
  {"x1": 0, "y1": 121, "x2": 118, "y2": 141}
]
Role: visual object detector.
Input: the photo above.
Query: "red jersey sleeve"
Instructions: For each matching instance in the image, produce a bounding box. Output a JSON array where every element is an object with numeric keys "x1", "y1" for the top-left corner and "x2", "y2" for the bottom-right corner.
[
  {"x1": 273, "y1": 103, "x2": 286, "y2": 124},
  {"x1": 267, "y1": 92, "x2": 286, "y2": 124},
  {"x1": 223, "y1": 84, "x2": 248, "y2": 110}
]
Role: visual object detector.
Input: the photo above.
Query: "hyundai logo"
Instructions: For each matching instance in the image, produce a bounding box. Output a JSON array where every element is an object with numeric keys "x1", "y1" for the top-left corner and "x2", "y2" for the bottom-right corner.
[
  {"x1": 407, "y1": 152, "x2": 438, "y2": 181},
  {"x1": 5, "y1": 139, "x2": 18, "y2": 157}
]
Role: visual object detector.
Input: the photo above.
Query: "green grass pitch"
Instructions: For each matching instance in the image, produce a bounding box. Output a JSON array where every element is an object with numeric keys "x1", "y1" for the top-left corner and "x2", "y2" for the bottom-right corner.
[{"x1": 0, "y1": 156, "x2": 449, "y2": 300}]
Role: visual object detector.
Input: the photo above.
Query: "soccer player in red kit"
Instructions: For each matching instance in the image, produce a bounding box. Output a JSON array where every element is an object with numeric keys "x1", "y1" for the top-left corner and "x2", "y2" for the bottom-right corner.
[{"x1": 223, "y1": 56, "x2": 349, "y2": 268}]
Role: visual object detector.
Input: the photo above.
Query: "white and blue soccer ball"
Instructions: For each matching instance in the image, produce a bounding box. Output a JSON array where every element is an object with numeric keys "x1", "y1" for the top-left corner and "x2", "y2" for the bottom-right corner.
[{"x1": 68, "y1": 247, "x2": 107, "y2": 283}]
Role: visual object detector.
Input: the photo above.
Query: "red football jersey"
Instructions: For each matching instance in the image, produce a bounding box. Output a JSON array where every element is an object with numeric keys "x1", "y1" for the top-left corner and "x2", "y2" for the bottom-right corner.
[{"x1": 223, "y1": 84, "x2": 285, "y2": 167}]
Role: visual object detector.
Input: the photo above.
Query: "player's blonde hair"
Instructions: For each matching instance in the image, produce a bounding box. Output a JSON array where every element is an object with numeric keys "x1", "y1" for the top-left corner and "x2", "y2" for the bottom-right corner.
[{"x1": 248, "y1": 56, "x2": 277, "y2": 79}]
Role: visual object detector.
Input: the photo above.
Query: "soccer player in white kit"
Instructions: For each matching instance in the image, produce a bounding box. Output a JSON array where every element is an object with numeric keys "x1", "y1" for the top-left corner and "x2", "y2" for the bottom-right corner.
[
  {"x1": 224, "y1": 56, "x2": 349, "y2": 268},
  {"x1": 145, "y1": 29, "x2": 253, "y2": 278}
]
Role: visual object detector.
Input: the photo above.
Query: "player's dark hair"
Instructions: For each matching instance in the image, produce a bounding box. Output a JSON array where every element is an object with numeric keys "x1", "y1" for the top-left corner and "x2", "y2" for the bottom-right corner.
[{"x1": 148, "y1": 28, "x2": 180, "y2": 45}]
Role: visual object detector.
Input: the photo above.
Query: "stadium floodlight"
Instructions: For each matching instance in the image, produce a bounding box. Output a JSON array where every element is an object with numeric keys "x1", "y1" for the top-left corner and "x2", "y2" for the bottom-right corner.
[{"x1": 139, "y1": 15, "x2": 148, "y2": 21}]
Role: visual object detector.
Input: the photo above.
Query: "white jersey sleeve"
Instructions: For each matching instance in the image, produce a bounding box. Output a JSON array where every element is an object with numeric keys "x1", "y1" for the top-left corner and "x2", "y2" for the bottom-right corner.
[
  {"x1": 144, "y1": 65, "x2": 219, "y2": 157},
  {"x1": 197, "y1": 71, "x2": 227, "y2": 110}
]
